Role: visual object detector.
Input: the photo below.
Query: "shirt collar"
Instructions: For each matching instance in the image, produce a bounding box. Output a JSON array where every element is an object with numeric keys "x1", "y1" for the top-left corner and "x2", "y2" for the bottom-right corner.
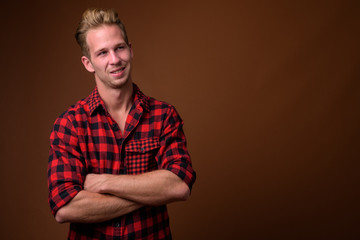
[
  {"x1": 87, "y1": 83, "x2": 150, "y2": 115},
  {"x1": 133, "y1": 83, "x2": 150, "y2": 112},
  {"x1": 88, "y1": 87, "x2": 105, "y2": 115}
]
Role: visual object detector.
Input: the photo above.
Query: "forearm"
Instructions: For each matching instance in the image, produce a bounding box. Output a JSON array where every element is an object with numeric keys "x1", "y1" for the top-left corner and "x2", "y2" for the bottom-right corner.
[
  {"x1": 106, "y1": 170, "x2": 190, "y2": 205},
  {"x1": 87, "y1": 170, "x2": 190, "y2": 206},
  {"x1": 55, "y1": 190, "x2": 142, "y2": 223}
]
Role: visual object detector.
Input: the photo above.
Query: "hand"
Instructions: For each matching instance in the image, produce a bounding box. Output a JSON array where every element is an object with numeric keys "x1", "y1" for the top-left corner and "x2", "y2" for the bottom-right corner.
[{"x1": 84, "y1": 173, "x2": 110, "y2": 193}]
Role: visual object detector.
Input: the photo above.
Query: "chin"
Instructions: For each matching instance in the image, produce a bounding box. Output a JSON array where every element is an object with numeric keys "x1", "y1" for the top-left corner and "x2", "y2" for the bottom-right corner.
[
  {"x1": 112, "y1": 77, "x2": 132, "y2": 89},
  {"x1": 96, "y1": 73, "x2": 132, "y2": 90}
]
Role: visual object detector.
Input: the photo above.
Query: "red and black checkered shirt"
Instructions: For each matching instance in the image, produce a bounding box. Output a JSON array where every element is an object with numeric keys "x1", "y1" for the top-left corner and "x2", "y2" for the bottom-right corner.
[{"x1": 48, "y1": 84, "x2": 196, "y2": 239}]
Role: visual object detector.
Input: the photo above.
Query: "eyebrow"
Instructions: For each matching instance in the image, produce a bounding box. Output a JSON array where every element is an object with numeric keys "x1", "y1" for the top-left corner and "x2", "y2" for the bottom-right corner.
[
  {"x1": 94, "y1": 48, "x2": 107, "y2": 55},
  {"x1": 94, "y1": 43, "x2": 126, "y2": 55}
]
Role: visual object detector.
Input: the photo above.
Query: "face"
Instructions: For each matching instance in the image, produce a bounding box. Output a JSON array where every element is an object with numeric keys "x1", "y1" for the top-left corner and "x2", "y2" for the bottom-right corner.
[{"x1": 82, "y1": 24, "x2": 133, "y2": 90}]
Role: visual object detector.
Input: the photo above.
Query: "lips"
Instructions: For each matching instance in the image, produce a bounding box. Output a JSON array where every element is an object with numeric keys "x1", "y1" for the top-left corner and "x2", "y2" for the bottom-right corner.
[{"x1": 110, "y1": 66, "x2": 126, "y2": 74}]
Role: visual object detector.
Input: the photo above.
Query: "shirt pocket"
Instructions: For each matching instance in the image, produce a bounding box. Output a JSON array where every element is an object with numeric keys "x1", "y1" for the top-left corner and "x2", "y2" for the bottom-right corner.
[{"x1": 124, "y1": 138, "x2": 160, "y2": 174}]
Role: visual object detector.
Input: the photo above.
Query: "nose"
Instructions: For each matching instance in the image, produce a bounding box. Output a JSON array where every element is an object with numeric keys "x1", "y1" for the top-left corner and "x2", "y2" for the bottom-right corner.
[{"x1": 109, "y1": 51, "x2": 121, "y2": 65}]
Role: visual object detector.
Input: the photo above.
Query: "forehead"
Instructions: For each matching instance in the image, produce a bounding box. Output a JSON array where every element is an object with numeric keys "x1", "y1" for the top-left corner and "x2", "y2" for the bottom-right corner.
[{"x1": 86, "y1": 25, "x2": 126, "y2": 52}]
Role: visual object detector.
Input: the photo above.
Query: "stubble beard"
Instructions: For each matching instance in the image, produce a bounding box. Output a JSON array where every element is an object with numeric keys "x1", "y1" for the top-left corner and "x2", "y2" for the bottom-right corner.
[{"x1": 96, "y1": 66, "x2": 132, "y2": 90}]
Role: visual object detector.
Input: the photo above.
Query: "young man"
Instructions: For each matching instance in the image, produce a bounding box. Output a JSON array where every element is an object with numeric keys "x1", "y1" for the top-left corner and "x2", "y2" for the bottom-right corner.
[{"x1": 48, "y1": 8, "x2": 196, "y2": 239}]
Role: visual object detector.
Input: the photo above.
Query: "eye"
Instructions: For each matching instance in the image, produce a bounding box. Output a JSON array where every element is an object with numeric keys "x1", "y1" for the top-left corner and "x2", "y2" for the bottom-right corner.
[
  {"x1": 116, "y1": 45, "x2": 125, "y2": 51},
  {"x1": 97, "y1": 50, "x2": 107, "y2": 56}
]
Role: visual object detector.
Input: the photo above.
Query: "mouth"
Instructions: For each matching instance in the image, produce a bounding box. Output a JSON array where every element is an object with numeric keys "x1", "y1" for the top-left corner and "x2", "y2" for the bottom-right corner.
[{"x1": 110, "y1": 66, "x2": 126, "y2": 74}]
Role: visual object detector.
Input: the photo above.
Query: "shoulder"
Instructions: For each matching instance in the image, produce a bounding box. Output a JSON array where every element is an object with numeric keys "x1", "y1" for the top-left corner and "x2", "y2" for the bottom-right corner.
[
  {"x1": 147, "y1": 97, "x2": 180, "y2": 116},
  {"x1": 146, "y1": 97, "x2": 184, "y2": 127},
  {"x1": 52, "y1": 98, "x2": 89, "y2": 130},
  {"x1": 135, "y1": 84, "x2": 178, "y2": 115}
]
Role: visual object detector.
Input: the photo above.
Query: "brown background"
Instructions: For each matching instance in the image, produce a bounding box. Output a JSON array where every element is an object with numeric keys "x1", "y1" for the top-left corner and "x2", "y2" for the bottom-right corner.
[{"x1": 1, "y1": 0, "x2": 359, "y2": 239}]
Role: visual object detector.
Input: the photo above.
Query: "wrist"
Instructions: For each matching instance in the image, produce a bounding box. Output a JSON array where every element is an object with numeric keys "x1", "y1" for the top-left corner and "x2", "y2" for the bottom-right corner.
[
  {"x1": 97, "y1": 174, "x2": 107, "y2": 193},
  {"x1": 99, "y1": 174, "x2": 118, "y2": 194}
]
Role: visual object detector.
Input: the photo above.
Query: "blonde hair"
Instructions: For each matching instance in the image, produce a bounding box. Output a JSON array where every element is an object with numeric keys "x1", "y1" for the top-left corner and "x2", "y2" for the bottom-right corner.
[{"x1": 75, "y1": 8, "x2": 129, "y2": 57}]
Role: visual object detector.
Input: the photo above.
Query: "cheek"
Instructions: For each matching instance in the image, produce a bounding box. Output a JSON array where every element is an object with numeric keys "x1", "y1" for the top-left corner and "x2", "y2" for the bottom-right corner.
[
  {"x1": 122, "y1": 51, "x2": 132, "y2": 62},
  {"x1": 92, "y1": 60, "x2": 106, "y2": 71}
]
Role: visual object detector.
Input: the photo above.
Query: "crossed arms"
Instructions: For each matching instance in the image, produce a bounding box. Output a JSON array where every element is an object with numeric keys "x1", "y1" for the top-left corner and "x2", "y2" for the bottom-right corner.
[
  {"x1": 49, "y1": 105, "x2": 196, "y2": 224},
  {"x1": 55, "y1": 170, "x2": 190, "y2": 223}
]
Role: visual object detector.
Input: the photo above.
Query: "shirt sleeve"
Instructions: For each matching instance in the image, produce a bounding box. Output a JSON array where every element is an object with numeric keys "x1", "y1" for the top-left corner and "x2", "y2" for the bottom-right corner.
[
  {"x1": 157, "y1": 105, "x2": 196, "y2": 191},
  {"x1": 47, "y1": 114, "x2": 85, "y2": 216}
]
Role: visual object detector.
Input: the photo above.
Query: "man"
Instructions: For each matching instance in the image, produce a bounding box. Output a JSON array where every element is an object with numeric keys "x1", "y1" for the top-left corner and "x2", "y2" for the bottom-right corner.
[{"x1": 48, "y1": 8, "x2": 196, "y2": 239}]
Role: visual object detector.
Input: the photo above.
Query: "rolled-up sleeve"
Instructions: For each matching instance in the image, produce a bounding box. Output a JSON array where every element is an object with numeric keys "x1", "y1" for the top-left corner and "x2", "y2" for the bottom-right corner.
[
  {"x1": 157, "y1": 106, "x2": 196, "y2": 190},
  {"x1": 47, "y1": 115, "x2": 85, "y2": 216}
]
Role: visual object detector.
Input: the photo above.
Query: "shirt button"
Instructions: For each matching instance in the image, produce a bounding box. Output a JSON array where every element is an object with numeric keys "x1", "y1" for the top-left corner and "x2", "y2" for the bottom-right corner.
[
  {"x1": 140, "y1": 147, "x2": 145, "y2": 152},
  {"x1": 114, "y1": 222, "x2": 120, "y2": 227}
]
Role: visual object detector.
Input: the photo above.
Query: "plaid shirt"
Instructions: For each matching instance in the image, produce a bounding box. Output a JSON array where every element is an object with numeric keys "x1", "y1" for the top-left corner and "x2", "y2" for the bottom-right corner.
[{"x1": 48, "y1": 84, "x2": 196, "y2": 239}]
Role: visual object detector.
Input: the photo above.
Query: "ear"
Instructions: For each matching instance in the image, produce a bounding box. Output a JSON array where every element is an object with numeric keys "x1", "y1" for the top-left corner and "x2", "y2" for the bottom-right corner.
[{"x1": 81, "y1": 56, "x2": 95, "y2": 73}]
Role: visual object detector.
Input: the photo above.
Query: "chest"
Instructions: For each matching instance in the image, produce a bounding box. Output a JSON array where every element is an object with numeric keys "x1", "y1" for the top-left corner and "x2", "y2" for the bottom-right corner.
[
  {"x1": 78, "y1": 112, "x2": 162, "y2": 175},
  {"x1": 109, "y1": 110, "x2": 127, "y2": 134}
]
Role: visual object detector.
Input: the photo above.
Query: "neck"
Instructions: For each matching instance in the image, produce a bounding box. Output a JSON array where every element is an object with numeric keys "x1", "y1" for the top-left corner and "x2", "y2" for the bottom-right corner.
[{"x1": 97, "y1": 80, "x2": 134, "y2": 114}]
